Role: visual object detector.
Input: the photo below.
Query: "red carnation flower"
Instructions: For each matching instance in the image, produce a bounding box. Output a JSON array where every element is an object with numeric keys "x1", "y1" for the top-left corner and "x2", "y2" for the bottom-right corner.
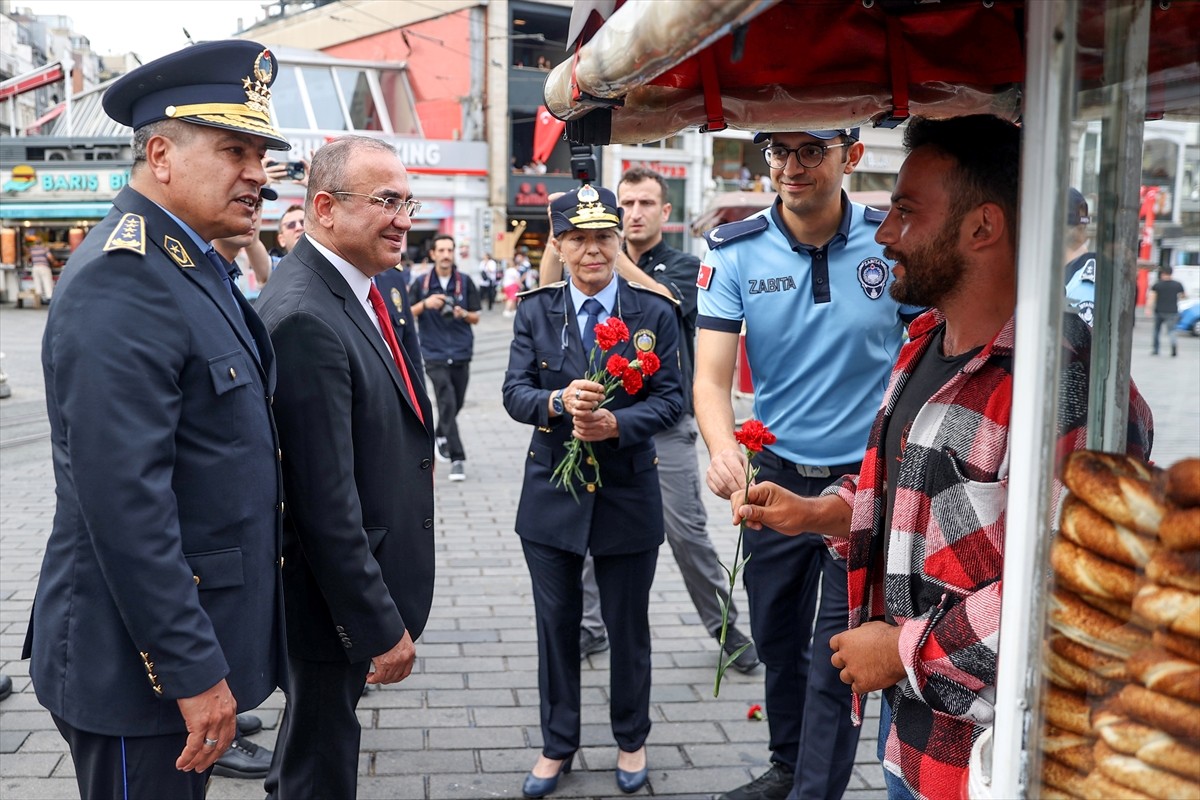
[
  {"x1": 606, "y1": 317, "x2": 630, "y2": 342},
  {"x1": 621, "y1": 367, "x2": 643, "y2": 395},
  {"x1": 606, "y1": 354, "x2": 629, "y2": 377},
  {"x1": 595, "y1": 322, "x2": 621, "y2": 351},
  {"x1": 638, "y1": 351, "x2": 660, "y2": 377},
  {"x1": 734, "y1": 420, "x2": 776, "y2": 453}
]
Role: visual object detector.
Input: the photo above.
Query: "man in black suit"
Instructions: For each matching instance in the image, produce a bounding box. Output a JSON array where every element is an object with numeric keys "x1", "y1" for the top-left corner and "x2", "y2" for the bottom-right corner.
[
  {"x1": 256, "y1": 135, "x2": 436, "y2": 800},
  {"x1": 24, "y1": 41, "x2": 289, "y2": 799}
]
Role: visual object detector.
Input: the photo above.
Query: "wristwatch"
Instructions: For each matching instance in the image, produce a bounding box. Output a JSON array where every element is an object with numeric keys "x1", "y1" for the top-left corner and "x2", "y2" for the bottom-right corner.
[{"x1": 551, "y1": 389, "x2": 566, "y2": 416}]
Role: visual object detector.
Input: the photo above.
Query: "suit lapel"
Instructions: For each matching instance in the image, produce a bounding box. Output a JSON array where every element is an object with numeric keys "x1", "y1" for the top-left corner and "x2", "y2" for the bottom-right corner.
[{"x1": 294, "y1": 239, "x2": 429, "y2": 426}]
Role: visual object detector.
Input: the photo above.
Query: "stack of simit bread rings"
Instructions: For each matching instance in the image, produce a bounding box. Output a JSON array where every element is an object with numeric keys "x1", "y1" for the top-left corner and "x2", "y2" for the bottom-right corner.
[{"x1": 1040, "y1": 453, "x2": 1200, "y2": 799}]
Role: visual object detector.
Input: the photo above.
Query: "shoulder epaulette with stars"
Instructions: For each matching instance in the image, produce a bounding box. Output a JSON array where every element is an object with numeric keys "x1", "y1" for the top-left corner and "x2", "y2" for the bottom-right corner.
[
  {"x1": 702, "y1": 216, "x2": 768, "y2": 250},
  {"x1": 102, "y1": 213, "x2": 146, "y2": 256},
  {"x1": 517, "y1": 280, "x2": 566, "y2": 298}
]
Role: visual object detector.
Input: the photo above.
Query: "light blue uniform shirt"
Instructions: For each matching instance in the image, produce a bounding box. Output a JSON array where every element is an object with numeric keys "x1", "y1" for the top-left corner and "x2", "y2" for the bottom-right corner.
[{"x1": 697, "y1": 195, "x2": 922, "y2": 465}]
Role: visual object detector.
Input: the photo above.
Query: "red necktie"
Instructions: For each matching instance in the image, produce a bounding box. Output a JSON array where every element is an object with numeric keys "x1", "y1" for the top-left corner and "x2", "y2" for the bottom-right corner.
[{"x1": 368, "y1": 284, "x2": 425, "y2": 425}]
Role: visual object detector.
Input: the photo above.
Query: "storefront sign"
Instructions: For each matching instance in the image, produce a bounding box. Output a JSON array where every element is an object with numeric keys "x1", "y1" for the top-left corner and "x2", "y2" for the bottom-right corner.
[
  {"x1": 621, "y1": 160, "x2": 688, "y2": 179},
  {"x1": 2, "y1": 165, "x2": 129, "y2": 200},
  {"x1": 280, "y1": 134, "x2": 487, "y2": 175}
]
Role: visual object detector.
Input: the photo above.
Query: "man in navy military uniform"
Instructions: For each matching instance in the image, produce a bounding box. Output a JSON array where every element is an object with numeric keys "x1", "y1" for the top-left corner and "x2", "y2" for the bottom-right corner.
[
  {"x1": 374, "y1": 264, "x2": 424, "y2": 376},
  {"x1": 24, "y1": 40, "x2": 289, "y2": 800},
  {"x1": 695, "y1": 129, "x2": 924, "y2": 800}
]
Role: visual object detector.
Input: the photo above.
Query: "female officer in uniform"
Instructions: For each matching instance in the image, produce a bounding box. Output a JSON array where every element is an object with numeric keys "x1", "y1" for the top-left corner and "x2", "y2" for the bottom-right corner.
[{"x1": 502, "y1": 185, "x2": 684, "y2": 797}]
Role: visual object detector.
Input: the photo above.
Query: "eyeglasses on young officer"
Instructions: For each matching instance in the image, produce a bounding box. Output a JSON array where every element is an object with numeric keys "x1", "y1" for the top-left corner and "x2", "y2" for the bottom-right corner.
[
  {"x1": 330, "y1": 191, "x2": 422, "y2": 217},
  {"x1": 761, "y1": 142, "x2": 848, "y2": 170}
]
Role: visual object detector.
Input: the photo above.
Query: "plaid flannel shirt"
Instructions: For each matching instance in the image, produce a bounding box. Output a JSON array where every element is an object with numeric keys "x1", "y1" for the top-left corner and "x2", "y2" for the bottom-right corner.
[{"x1": 828, "y1": 309, "x2": 1153, "y2": 800}]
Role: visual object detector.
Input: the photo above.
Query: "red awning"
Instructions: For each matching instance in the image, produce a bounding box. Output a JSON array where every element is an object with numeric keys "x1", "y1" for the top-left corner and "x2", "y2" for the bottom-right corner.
[
  {"x1": 545, "y1": 0, "x2": 1200, "y2": 145},
  {"x1": 26, "y1": 102, "x2": 65, "y2": 134},
  {"x1": 0, "y1": 62, "x2": 66, "y2": 102}
]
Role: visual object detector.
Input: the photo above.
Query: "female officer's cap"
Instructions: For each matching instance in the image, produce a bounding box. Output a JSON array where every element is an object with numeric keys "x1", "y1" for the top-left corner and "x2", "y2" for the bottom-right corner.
[{"x1": 550, "y1": 185, "x2": 622, "y2": 236}]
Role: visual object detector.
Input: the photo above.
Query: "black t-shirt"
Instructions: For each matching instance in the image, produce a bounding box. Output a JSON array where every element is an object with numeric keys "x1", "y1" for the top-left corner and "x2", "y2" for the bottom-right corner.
[
  {"x1": 1150, "y1": 278, "x2": 1186, "y2": 314},
  {"x1": 880, "y1": 325, "x2": 982, "y2": 607}
]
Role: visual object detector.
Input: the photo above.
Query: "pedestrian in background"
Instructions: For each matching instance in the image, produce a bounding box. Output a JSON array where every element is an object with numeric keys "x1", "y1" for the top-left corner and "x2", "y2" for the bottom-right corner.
[
  {"x1": 502, "y1": 184, "x2": 683, "y2": 798},
  {"x1": 25, "y1": 40, "x2": 289, "y2": 799},
  {"x1": 695, "y1": 128, "x2": 924, "y2": 800},
  {"x1": 1148, "y1": 265, "x2": 1187, "y2": 357},
  {"x1": 26, "y1": 235, "x2": 59, "y2": 304},
  {"x1": 256, "y1": 135, "x2": 436, "y2": 800},
  {"x1": 410, "y1": 234, "x2": 482, "y2": 482}
]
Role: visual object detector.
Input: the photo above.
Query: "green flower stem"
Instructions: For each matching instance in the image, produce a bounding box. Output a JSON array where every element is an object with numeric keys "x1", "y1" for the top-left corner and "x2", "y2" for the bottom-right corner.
[{"x1": 713, "y1": 454, "x2": 757, "y2": 697}]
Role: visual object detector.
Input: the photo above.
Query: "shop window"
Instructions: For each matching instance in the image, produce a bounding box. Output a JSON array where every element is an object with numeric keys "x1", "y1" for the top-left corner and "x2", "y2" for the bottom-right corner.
[
  {"x1": 336, "y1": 68, "x2": 383, "y2": 132},
  {"x1": 378, "y1": 69, "x2": 420, "y2": 137},
  {"x1": 270, "y1": 66, "x2": 311, "y2": 130},
  {"x1": 302, "y1": 67, "x2": 348, "y2": 131}
]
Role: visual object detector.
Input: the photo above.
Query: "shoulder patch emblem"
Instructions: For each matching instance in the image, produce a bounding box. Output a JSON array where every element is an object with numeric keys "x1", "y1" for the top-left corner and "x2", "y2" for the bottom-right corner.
[
  {"x1": 703, "y1": 216, "x2": 768, "y2": 250},
  {"x1": 1079, "y1": 257, "x2": 1096, "y2": 283},
  {"x1": 103, "y1": 213, "x2": 146, "y2": 256},
  {"x1": 697, "y1": 263, "x2": 714, "y2": 291},
  {"x1": 633, "y1": 329, "x2": 656, "y2": 352},
  {"x1": 857, "y1": 257, "x2": 889, "y2": 300},
  {"x1": 863, "y1": 206, "x2": 887, "y2": 224},
  {"x1": 163, "y1": 236, "x2": 196, "y2": 269}
]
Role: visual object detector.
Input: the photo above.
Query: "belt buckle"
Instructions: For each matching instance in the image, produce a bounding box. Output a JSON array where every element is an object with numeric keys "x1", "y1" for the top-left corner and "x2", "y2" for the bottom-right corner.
[{"x1": 795, "y1": 464, "x2": 831, "y2": 479}]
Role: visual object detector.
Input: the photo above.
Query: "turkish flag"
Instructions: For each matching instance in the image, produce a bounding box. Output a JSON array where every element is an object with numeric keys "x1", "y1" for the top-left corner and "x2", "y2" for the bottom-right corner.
[{"x1": 532, "y1": 105, "x2": 566, "y2": 165}]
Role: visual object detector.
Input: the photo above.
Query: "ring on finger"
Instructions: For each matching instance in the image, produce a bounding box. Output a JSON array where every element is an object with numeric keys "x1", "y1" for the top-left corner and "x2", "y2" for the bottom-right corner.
[
  {"x1": 575, "y1": 390, "x2": 582, "y2": 400},
  {"x1": 203, "y1": 738, "x2": 219, "y2": 748}
]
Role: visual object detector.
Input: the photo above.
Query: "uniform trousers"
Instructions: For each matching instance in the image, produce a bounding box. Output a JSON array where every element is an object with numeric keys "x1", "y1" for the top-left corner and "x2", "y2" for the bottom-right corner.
[
  {"x1": 52, "y1": 714, "x2": 211, "y2": 800},
  {"x1": 521, "y1": 538, "x2": 658, "y2": 758},
  {"x1": 424, "y1": 360, "x2": 470, "y2": 461},
  {"x1": 581, "y1": 415, "x2": 737, "y2": 637},
  {"x1": 264, "y1": 655, "x2": 372, "y2": 800},
  {"x1": 744, "y1": 458, "x2": 860, "y2": 800}
]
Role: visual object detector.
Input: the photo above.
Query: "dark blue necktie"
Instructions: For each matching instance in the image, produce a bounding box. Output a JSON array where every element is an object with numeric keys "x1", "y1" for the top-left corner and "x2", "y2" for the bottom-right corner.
[
  {"x1": 580, "y1": 297, "x2": 604, "y2": 364},
  {"x1": 205, "y1": 248, "x2": 259, "y2": 360}
]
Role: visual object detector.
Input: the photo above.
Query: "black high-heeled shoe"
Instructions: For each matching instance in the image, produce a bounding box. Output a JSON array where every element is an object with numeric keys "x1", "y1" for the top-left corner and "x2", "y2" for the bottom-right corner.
[
  {"x1": 615, "y1": 748, "x2": 648, "y2": 794},
  {"x1": 522, "y1": 753, "x2": 574, "y2": 798}
]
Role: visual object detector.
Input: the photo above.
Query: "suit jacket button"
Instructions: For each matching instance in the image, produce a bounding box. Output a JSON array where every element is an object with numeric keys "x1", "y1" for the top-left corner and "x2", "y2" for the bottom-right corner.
[
  {"x1": 336, "y1": 626, "x2": 345, "y2": 633},
  {"x1": 423, "y1": 518, "x2": 433, "y2": 529},
  {"x1": 343, "y1": 641, "x2": 353, "y2": 649},
  {"x1": 421, "y1": 458, "x2": 431, "y2": 469}
]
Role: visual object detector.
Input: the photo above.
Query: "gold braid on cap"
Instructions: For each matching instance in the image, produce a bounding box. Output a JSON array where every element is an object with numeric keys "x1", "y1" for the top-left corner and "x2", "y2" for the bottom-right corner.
[{"x1": 164, "y1": 49, "x2": 274, "y2": 125}]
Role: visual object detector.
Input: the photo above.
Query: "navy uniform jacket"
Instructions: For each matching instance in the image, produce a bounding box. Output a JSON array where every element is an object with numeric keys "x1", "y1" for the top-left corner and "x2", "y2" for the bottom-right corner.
[
  {"x1": 256, "y1": 236, "x2": 436, "y2": 663},
  {"x1": 502, "y1": 278, "x2": 684, "y2": 556},
  {"x1": 25, "y1": 186, "x2": 286, "y2": 736}
]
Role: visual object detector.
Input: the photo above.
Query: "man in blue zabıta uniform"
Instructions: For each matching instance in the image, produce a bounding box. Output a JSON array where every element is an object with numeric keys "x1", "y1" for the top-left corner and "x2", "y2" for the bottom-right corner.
[
  {"x1": 25, "y1": 40, "x2": 290, "y2": 799},
  {"x1": 1062, "y1": 187, "x2": 1096, "y2": 326},
  {"x1": 694, "y1": 128, "x2": 924, "y2": 800}
]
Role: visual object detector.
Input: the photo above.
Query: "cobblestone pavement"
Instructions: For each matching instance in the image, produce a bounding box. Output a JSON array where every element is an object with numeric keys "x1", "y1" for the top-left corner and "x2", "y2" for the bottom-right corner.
[{"x1": 2, "y1": 301, "x2": 1196, "y2": 799}]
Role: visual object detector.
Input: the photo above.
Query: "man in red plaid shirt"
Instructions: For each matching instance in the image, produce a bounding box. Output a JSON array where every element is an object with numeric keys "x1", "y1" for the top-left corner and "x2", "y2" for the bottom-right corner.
[{"x1": 731, "y1": 115, "x2": 1153, "y2": 800}]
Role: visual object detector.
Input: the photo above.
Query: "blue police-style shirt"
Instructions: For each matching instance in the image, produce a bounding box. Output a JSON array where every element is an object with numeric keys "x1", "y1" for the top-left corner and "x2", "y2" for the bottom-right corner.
[
  {"x1": 1064, "y1": 251, "x2": 1096, "y2": 327},
  {"x1": 697, "y1": 194, "x2": 923, "y2": 465}
]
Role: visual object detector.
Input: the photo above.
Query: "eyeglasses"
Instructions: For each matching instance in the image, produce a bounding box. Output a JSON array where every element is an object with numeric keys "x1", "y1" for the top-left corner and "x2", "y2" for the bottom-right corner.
[
  {"x1": 282, "y1": 219, "x2": 304, "y2": 231},
  {"x1": 330, "y1": 191, "x2": 422, "y2": 217},
  {"x1": 761, "y1": 142, "x2": 848, "y2": 170}
]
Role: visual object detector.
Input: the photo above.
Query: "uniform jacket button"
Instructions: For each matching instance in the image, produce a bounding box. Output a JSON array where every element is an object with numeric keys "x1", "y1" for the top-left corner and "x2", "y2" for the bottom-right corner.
[
  {"x1": 193, "y1": 575, "x2": 200, "y2": 585},
  {"x1": 229, "y1": 367, "x2": 237, "y2": 379}
]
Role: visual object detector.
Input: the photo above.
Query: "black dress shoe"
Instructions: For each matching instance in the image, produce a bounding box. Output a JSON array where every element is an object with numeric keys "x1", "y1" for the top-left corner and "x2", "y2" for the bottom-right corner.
[
  {"x1": 716, "y1": 762, "x2": 794, "y2": 800},
  {"x1": 580, "y1": 630, "x2": 610, "y2": 659},
  {"x1": 212, "y1": 737, "x2": 272, "y2": 779},
  {"x1": 0, "y1": 674, "x2": 12, "y2": 702},
  {"x1": 616, "y1": 749, "x2": 649, "y2": 794},
  {"x1": 522, "y1": 754, "x2": 573, "y2": 798},
  {"x1": 235, "y1": 713, "x2": 262, "y2": 736},
  {"x1": 722, "y1": 627, "x2": 761, "y2": 673}
]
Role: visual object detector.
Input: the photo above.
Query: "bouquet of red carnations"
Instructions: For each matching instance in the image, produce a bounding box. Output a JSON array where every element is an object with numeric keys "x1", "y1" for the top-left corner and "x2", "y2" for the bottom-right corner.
[{"x1": 550, "y1": 316, "x2": 660, "y2": 501}]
